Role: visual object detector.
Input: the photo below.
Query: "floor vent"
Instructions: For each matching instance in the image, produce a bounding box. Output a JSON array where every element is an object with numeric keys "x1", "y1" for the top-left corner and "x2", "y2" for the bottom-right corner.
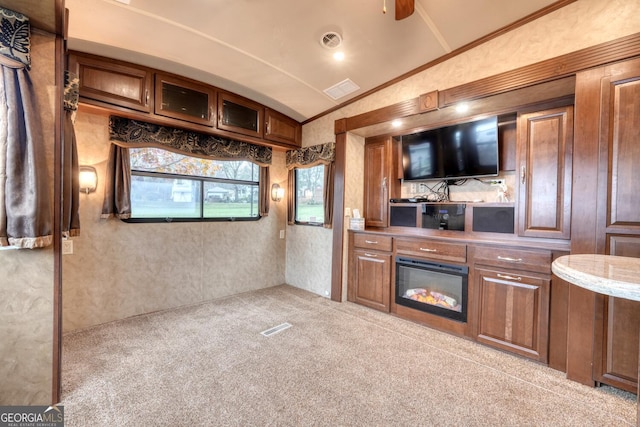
[{"x1": 260, "y1": 322, "x2": 292, "y2": 337}]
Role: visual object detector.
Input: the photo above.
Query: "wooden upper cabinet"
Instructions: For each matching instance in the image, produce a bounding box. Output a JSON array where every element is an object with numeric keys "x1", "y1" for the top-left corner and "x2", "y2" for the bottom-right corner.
[
  {"x1": 217, "y1": 91, "x2": 264, "y2": 138},
  {"x1": 364, "y1": 136, "x2": 400, "y2": 228},
  {"x1": 516, "y1": 106, "x2": 573, "y2": 239},
  {"x1": 154, "y1": 73, "x2": 216, "y2": 126},
  {"x1": 264, "y1": 108, "x2": 301, "y2": 147},
  {"x1": 69, "y1": 52, "x2": 152, "y2": 112}
]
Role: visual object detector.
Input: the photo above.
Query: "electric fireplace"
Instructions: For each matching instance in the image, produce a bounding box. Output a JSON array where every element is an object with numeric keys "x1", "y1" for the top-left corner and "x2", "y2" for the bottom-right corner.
[{"x1": 395, "y1": 257, "x2": 468, "y2": 322}]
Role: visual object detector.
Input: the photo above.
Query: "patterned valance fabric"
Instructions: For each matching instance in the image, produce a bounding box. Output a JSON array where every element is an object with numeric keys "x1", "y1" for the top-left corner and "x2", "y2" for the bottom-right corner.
[
  {"x1": 286, "y1": 142, "x2": 335, "y2": 169},
  {"x1": 64, "y1": 71, "x2": 79, "y2": 112},
  {"x1": 0, "y1": 7, "x2": 30, "y2": 69},
  {"x1": 109, "y1": 116, "x2": 272, "y2": 166}
]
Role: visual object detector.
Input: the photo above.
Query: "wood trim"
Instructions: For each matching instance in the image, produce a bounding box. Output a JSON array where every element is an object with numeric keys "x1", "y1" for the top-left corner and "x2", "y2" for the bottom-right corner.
[
  {"x1": 330, "y1": 132, "x2": 347, "y2": 301},
  {"x1": 334, "y1": 32, "x2": 640, "y2": 134},
  {"x1": 304, "y1": 0, "x2": 577, "y2": 124},
  {"x1": 52, "y1": 35, "x2": 64, "y2": 405},
  {"x1": 441, "y1": 33, "x2": 640, "y2": 107}
]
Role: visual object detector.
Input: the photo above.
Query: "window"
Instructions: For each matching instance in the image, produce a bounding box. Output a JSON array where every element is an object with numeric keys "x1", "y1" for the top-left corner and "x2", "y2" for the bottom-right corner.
[
  {"x1": 294, "y1": 165, "x2": 325, "y2": 225},
  {"x1": 128, "y1": 147, "x2": 261, "y2": 222}
]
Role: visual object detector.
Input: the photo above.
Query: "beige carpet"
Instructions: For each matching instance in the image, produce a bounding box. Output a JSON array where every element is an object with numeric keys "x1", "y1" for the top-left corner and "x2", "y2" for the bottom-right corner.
[{"x1": 61, "y1": 285, "x2": 636, "y2": 426}]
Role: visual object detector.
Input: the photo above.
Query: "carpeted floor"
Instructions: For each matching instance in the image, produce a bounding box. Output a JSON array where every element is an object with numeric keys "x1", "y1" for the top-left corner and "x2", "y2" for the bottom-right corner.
[{"x1": 61, "y1": 285, "x2": 636, "y2": 426}]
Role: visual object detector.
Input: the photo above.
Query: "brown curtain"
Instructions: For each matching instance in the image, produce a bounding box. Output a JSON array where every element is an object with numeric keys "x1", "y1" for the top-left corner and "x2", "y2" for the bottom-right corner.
[
  {"x1": 0, "y1": 9, "x2": 52, "y2": 248},
  {"x1": 259, "y1": 166, "x2": 270, "y2": 216},
  {"x1": 323, "y1": 162, "x2": 334, "y2": 229},
  {"x1": 287, "y1": 169, "x2": 295, "y2": 225},
  {"x1": 62, "y1": 71, "x2": 80, "y2": 236},
  {"x1": 101, "y1": 145, "x2": 131, "y2": 219}
]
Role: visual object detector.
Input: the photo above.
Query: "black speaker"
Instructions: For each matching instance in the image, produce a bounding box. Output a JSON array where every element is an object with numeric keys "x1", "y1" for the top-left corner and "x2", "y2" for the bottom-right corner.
[
  {"x1": 390, "y1": 206, "x2": 417, "y2": 227},
  {"x1": 472, "y1": 206, "x2": 515, "y2": 234}
]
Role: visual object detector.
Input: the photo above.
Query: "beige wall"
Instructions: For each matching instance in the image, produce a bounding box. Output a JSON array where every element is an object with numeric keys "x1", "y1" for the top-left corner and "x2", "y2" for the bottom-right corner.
[
  {"x1": 287, "y1": 0, "x2": 640, "y2": 299},
  {"x1": 62, "y1": 112, "x2": 289, "y2": 332},
  {"x1": 0, "y1": 31, "x2": 56, "y2": 405}
]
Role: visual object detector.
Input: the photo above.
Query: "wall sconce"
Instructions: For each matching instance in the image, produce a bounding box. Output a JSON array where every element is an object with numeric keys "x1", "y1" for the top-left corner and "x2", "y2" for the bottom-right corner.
[
  {"x1": 271, "y1": 183, "x2": 284, "y2": 202},
  {"x1": 79, "y1": 165, "x2": 98, "y2": 194}
]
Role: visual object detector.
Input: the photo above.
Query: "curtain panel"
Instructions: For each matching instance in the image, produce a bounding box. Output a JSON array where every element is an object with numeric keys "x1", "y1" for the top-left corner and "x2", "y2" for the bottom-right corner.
[
  {"x1": 286, "y1": 142, "x2": 335, "y2": 228},
  {"x1": 0, "y1": 8, "x2": 52, "y2": 248},
  {"x1": 62, "y1": 70, "x2": 80, "y2": 235},
  {"x1": 102, "y1": 116, "x2": 272, "y2": 219}
]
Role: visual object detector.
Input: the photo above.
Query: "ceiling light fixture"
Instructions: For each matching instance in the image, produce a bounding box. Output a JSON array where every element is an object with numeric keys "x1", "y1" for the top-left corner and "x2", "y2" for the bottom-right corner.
[
  {"x1": 333, "y1": 52, "x2": 345, "y2": 61},
  {"x1": 391, "y1": 120, "x2": 402, "y2": 128},
  {"x1": 455, "y1": 103, "x2": 469, "y2": 113}
]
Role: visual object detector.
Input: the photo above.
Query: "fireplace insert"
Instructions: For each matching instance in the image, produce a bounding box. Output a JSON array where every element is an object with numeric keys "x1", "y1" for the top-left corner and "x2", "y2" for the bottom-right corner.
[{"x1": 395, "y1": 257, "x2": 468, "y2": 322}]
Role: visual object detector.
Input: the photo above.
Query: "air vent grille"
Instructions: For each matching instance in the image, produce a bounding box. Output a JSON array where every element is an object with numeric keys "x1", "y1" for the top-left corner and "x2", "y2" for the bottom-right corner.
[
  {"x1": 320, "y1": 32, "x2": 342, "y2": 49},
  {"x1": 323, "y1": 78, "x2": 360, "y2": 100}
]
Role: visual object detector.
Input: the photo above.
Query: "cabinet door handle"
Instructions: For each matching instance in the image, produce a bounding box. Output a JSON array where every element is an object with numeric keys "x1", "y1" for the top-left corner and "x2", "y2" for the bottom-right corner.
[
  {"x1": 382, "y1": 177, "x2": 387, "y2": 188},
  {"x1": 420, "y1": 248, "x2": 437, "y2": 252},
  {"x1": 497, "y1": 256, "x2": 523, "y2": 263},
  {"x1": 364, "y1": 253, "x2": 377, "y2": 258},
  {"x1": 364, "y1": 240, "x2": 378, "y2": 244},
  {"x1": 145, "y1": 89, "x2": 149, "y2": 105},
  {"x1": 521, "y1": 165, "x2": 526, "y2": 184},
  {"x1": 497, "y1": 273, "x2": 522, "y2": 281}
]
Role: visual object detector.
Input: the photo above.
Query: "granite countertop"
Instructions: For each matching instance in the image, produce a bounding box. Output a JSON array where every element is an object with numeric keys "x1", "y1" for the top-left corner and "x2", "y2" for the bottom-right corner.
[{"x1": 552, "y1": 254, "x2": 640, "y2": 302}]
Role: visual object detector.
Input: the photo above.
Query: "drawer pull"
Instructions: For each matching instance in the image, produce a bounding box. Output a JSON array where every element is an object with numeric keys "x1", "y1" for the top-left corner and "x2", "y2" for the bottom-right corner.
[
  {"x1": 497, "y1": 273, "x2": 521, "y2": 281},
  {"x1": 420, "y1": 248, "x2": 437, "y2": 252},
  {"x1": 497, "y1": 256, "x2": 523, "y2": 263},
  {"x1": 364, "y1": 240, "x2": 378, "y2": 244},
  {"x1": 364, "y1": 253, "x2": 377, "y2": 257}
]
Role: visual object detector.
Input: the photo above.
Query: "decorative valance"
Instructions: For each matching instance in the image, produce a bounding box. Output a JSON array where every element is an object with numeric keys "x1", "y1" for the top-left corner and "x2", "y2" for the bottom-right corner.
[
  {"x1": 109, "y1": 116, "x2": 272, "y2": 166},
  {"x1": 64, "y1": 71, "x2": 79, "y2": 112},
  {"x1": 286, "y1": 142, "x2": 335, "y2": 169},
  {"x1": 0, "y1": 7, "x2": 30, "y2": 69}
]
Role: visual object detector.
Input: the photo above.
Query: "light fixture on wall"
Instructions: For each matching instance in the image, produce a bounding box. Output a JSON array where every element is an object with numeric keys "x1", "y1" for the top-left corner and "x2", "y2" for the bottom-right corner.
[
  {"x1": 79, "y1": 165, "x2": 98, "y2": 194},
  {"x1": 271, "y1": 183, "x2": 284, "y2": 202}
]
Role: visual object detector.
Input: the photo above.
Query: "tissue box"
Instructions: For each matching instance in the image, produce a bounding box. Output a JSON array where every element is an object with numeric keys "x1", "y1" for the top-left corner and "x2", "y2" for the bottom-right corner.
[{"x1": 349, "y1": 218, "x2": 365, "y2": 230}]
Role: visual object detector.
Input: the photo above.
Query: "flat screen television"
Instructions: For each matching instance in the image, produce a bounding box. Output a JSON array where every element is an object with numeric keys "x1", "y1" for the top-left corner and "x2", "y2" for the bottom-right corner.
[{"x1": 401, "y1": 116, "x2": 499, "y2": 181}]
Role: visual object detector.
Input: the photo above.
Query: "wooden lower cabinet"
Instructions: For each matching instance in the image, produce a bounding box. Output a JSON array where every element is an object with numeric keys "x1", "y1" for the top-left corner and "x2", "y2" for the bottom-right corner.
[
  {"x1": 350, "y1": 249, "x2": 392, "y2": 312},
  {"x1": 475, "y1": 267, "x2": 550, "y2": 363}
]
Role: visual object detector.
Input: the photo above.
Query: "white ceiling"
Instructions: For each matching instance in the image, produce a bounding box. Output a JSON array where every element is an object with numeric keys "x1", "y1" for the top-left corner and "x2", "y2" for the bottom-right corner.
[{"x1": 65, "y1": 0, "x2": 566, "y2": 122}]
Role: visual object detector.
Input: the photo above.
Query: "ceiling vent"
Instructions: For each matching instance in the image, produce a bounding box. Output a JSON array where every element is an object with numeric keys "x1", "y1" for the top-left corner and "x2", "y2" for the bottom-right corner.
[
  {"x1": 323, "y1": 78, "x2": 360, "y2": 100},
  {"x1": 320, "y1": 32, "x2": 343, "y2": 49}
]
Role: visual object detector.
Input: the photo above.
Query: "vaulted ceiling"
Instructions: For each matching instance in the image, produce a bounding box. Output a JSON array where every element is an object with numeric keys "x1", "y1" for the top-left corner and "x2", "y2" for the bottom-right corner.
[{"x1": 65, "y1": 0, "x2": 571, "y2": 122}]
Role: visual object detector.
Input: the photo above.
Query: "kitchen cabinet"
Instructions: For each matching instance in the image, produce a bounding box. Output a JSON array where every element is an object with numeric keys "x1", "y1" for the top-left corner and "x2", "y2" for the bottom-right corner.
[
  {"x1": 472, "y1": 245, "x2": 551, "y2": 362},
  {"x1": 516, "y1": 105, "x2": 573, "y2": 239},
  {"x1": 347, "y1": 233, "x2": 393, "y2": 312},
  {"x1": 69, "y1": 52, "x2": 153, "y2": 113},
  {"x1": 395, "y1": 237, "x2": 466, "y2": 264},
  {"x1": 155, "y1": 73, "x2": 216, "y2": 126},
  {"x1": 217, "y1": 91, "x2": 264, "y2": 138},
  {"x1": 363, "y1": 136, "x2": 400, "y2": 228},
  {"x1": 264, "y1": 108, "x2": 301, "y2": 147}
]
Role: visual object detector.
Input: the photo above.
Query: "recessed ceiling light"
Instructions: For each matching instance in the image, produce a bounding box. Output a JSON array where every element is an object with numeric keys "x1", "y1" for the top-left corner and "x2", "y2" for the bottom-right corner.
[
  {"x1": 114, "y1": 0, "x2": 131, "y2": 4},
  {"x1": 455, "y1": 103, "x2": 469, "y2": 113},
  {"x1": 391, "y1": 120, "x2": 402, "y2": 127},
  {"x1": 333, "y1": 52, "x2": 345, "y2": 61}
]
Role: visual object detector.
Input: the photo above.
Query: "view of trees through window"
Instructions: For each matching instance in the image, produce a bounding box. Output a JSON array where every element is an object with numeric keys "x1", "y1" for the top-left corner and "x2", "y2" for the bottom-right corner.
[
  {"x1": 129, "y1": 147, "x2": 260, "y2": 220},
  {"x1": 295, "y1": 165, "x2": 324, "y2": 225}
]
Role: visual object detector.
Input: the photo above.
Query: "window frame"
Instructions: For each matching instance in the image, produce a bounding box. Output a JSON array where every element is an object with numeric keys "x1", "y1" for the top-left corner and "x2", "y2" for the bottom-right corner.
[
  {"x1": 293, "y1": 165, "x2": 325, "y2": 227},
  {"x1": 125, "y1": 166, "x2": 262, "y2": 224}
]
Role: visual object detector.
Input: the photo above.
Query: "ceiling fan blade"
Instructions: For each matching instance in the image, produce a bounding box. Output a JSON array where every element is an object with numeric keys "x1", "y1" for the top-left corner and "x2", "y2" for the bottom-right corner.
[{"x1": 395, "y1": 0, "x2": 415, "y2": 20}]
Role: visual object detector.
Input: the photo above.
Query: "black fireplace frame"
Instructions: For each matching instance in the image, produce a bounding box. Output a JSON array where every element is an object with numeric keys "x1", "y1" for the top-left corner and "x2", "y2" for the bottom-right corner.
[{"x1": 395, "y1": 257, "x2": 468, "y2": 322}]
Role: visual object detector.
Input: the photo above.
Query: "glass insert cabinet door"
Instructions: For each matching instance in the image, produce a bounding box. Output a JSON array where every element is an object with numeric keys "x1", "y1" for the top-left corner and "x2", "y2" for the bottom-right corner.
[
  {"x1": 155, "y1": 73, "x2": 216, "y2": 126},
  {"x1": 217, "y1": 91, "x2": 264, "y2": 138}
]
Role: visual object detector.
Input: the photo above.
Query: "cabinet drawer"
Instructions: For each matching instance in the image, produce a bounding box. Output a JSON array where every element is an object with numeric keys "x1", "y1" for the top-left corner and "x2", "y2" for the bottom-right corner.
[
  {"x1": 353, "y1": 234, "x2": 393, "y2": 252},
  {"x1": 473, "y1": 246, "x2": 551, "y2": 273},
  {"x1": 395, "y1": 238, "x2": 466, "y2": 263}
]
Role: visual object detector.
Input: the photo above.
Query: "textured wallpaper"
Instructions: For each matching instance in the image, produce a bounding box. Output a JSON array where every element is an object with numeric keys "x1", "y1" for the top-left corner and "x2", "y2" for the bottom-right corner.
[{"x1": 62, "y1": 113, "x2": 288, "y2": 332}]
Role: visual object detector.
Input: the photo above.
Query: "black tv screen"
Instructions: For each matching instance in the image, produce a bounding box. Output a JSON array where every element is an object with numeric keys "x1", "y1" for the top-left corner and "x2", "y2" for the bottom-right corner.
[{"x1": 401, "y1": 116, "x2": 499, "y2": 181}]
